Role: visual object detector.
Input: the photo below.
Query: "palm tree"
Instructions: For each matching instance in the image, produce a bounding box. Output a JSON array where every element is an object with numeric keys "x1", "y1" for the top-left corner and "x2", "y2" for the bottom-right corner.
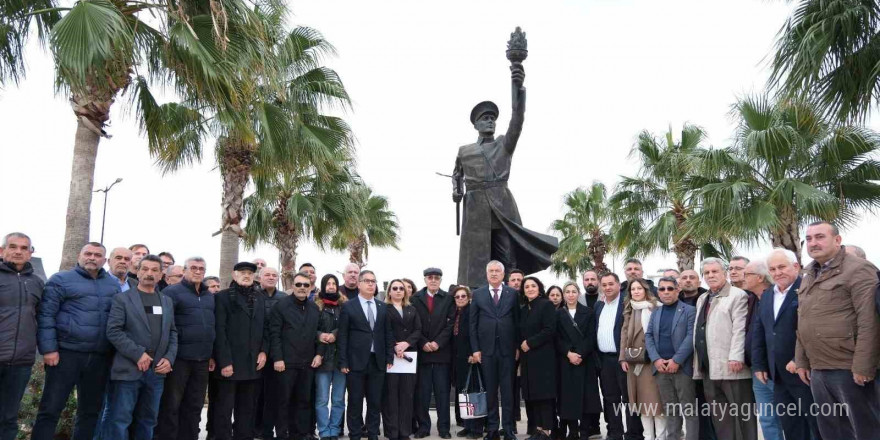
[
  {"x1": 609, "y1": 124, "x2": 732, "y2": 271},
  {"x1": 243, "y1": 167, "x2": 360, "y2": 290},
  {"x1": 332, "y1": 185, "x2": 400, "y2": 267},
  {"x1": 549, "y1": 182, "x2": 612, "y2": 279},
  {"x1": 769, "y1": 0, "x2": 880, "y2": 122},
  {"x1": 1, "y1": 0, "x2": 262, "y2": 269},
  {"x1": 689, "y1": 95, "x2": 880, "y2": 262},
  {"x1": 149, "y1": 17, "x2": 353, "y2": 287}
]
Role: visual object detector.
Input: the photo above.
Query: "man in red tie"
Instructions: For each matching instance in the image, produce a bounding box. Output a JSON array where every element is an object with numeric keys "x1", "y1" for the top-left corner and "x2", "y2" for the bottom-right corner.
[
  {"x1": 412, "y1": 268, "x2": 456, "y2": 438},
  {"x1": 469, "y1": 261, "x2": 519, "y2": 440}
]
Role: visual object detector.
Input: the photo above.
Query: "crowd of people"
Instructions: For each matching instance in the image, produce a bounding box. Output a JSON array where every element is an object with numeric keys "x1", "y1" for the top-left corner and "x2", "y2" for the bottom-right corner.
[{"x1": 0, "y1": 220, "x2": 878, "y2": 440}]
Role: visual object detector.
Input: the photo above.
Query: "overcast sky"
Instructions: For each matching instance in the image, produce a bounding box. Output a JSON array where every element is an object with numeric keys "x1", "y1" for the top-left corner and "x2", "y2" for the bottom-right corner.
[{"x1": 1, "y1": 0, "x2": 877, "y2": 286}]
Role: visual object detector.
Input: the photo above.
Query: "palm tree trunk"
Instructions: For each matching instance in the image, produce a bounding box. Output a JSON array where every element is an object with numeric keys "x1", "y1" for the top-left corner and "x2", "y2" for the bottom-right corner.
[
  {"x1": 278, "y1": 227, "x2": 299, "y2": 291},
  {"x1": 588, "y1": 229, "x2": 609, "y2": 273},
  {"x1": 217, "y1": 136, "x2": 255, "y2": 288},
  {"x1": 348, "y1": 234, "x2": 366, "y2": 267},
  {"x1": 770, "y1": 206, "x2": 802, "y2": 264},
  {"x1": 58, "y1": 112, "x2": 104, "y2": 269},
  {"x1": 674, "y1": 238, "x2": 698, "y2": 271}
]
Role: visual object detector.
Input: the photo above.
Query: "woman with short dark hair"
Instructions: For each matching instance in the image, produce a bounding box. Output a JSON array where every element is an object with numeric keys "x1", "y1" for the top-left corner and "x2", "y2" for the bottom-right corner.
[{"x1": 450, "y1": 286, "x2": 483, "y2": 439}]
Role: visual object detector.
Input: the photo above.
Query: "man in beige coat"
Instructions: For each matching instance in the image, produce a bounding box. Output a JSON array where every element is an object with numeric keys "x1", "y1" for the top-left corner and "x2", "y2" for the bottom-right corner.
[{"x1": 692, "y1": 257, "x2": 757, "y2": 440}]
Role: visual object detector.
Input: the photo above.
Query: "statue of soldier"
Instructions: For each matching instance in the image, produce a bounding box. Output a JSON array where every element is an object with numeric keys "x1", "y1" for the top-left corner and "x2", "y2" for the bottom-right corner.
[{"x1": 452, "y1": 35, "x2": 558, "y2": 288}]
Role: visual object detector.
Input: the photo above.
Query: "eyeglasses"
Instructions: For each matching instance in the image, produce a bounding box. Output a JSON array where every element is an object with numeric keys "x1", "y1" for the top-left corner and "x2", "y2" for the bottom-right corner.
[
  {"x1": 390, "y1": 286, "x2": 405, "y2": 292},
  {"x1": 188, "y1": 266, "x2": 206, "y2": 272},
  {"x1": 294, "y1": 282, "x2": 310, "y2": 288},
  {"x1": 657, "y1": 287, "x2": 676, "y2": 292},
  {"x1": 454, "y1": 295, "x2": 468, "y2": 299},
  {"x1": 361, "y1": 279, "x2": 377, "y2": 284}
]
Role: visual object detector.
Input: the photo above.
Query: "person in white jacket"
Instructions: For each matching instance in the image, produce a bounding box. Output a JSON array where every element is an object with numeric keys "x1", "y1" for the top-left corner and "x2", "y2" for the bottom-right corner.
[{"x1": 692, "y1": 258, "x2": 758, "y2": 440}]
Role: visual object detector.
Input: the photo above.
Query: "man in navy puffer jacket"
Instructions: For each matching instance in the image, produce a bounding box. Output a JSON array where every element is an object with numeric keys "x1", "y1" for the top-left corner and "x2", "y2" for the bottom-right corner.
[
  {"x1": 32, "y1": 242, "x2": 121, "y2": 440},
  {"x1": 156, "y1": 256, "x2": 216, "y2": 440}
]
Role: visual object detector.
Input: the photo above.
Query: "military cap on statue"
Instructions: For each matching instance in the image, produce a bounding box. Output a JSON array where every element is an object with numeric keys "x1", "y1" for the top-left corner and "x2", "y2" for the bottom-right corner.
[{"x1": 470, "y1": 101, "x2": 499, "y2": 124}]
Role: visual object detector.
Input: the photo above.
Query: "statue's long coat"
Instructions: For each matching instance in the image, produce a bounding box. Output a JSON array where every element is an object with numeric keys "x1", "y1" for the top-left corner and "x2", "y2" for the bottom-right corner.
[{"x1": 452, "y1": 111, "x2": 558, "y2": 287}]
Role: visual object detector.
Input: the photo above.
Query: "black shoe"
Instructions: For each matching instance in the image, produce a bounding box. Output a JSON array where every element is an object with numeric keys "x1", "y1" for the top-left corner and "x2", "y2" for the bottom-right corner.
[
  {"x1": 503, "y1": 433, "x2": 516, "y2": 440},
  {"x1": 413, "y1": 432, "x2": 429, "y2": 439},
  {"x1": 368, "y1": 436, "x2": 379, "y2": 440},
  {"x1": 440, "y1": 433, "x2": 452, "y2": 439},
  {"x1": 511, "y1": 427, "x2": 518, "y2": 435},
  {"x1": 457, "y1": 429, "x2": 472, "y2": 437},
  {"x1": 467, "y1": 432, "x2": 482, "y2": 440},
  {"x1": 485, "y1": 432, "x2": 501, "y2": 440}
]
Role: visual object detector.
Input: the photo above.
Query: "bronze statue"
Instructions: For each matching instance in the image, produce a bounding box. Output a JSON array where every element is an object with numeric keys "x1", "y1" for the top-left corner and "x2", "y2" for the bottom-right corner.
[{"x1": 452, "y1": 27, "x2": 559, "y2": 288}]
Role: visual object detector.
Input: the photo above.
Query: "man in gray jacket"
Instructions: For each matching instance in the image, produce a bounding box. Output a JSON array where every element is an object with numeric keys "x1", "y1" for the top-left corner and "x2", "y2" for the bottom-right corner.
[
  {"x1": 102, "y1": 255, "x2": 177, "y2": 440},
  {"x1": 645, "y1": 276, "x2": 697, "y2": 440},
  {"x1": 0, "y1": 232, "x2": 43, "y2": 440}
]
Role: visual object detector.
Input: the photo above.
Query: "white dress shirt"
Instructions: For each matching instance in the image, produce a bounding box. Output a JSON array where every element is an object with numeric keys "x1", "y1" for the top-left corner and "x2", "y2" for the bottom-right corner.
[
  {"x1": 597, "y1": 295, "x2": 620, "y2": 353},
  {"x1": 773, "y1": 284, "x2": 791, "y2": 320},
  {"x1": 358, "y1": 294, "x2": 376, "y2": 352}
]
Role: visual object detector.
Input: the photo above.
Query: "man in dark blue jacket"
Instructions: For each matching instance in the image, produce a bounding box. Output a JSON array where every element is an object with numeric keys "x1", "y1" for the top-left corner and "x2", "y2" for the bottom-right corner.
[
  {"x1": 469, "y1": 261, "x2": 519, "y2": 440},
  {"x1": 0, "y1": 232, "x2": 43, "y2": 440},
  {"x1": 338, "y1": 270, "x2": 394, "y2": 440},
  {"x1": 752, "y1": 249, "x2": 820, "y2": 440},
  {"x1": 156, "y1": 257, "x2": 215, "y2": 440},
  {"x1": 32, "y1": 242, "x2": 121, "y2": 440}
]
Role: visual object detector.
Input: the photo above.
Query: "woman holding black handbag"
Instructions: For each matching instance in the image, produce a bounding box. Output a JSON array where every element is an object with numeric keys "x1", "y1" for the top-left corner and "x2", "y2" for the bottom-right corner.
[
  {"x1": 619, "y1": 278, "x2": 665, "y2": 440},
  {"x1": 451, "y1": 286, "x2": 484, "y2": 439},
  {"x1": 518, "y1": 277, "x2": 558, "y2": 440},
  {"x1": 555, "y1": 282, "x2": 601, "y2": 440}
]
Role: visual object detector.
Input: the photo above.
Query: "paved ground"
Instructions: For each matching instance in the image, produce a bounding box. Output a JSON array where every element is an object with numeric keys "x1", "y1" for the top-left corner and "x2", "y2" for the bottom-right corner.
[
  {"x1": 196, "y1": 408, "x2": 605, "y2": 440},
  {"x1": 196, "y1": 407, "x2": 765, "y2": 440}
]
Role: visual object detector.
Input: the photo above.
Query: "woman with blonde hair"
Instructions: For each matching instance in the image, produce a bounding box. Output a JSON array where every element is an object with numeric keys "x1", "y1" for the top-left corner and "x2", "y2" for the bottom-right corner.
[
  {"x1": 383, "y1": 279, "x2": 422, "y2": 440},
  {"x1": 619, "y1": 278, "x2": 665, "y2": 440}
]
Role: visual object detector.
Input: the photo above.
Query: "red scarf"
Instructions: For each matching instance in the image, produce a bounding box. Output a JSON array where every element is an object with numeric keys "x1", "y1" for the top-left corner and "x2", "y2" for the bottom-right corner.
[{"x1": 322, "y1": 299, "x2": 338, "y2": 306}]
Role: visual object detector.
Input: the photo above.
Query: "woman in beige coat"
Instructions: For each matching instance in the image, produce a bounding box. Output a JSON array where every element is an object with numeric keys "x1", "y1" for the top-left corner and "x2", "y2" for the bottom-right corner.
[{"x1": 619, "y1": 278, "x2": 666, "y2": 440}]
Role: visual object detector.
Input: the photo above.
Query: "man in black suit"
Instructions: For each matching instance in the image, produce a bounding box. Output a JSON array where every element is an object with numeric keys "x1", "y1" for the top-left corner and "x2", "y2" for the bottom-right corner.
[
  {"x1": 338, "y1": 270, "x2": 394, "y2": 440},
  {"x1": 469, "y1": 260, "x2": 519, "y2": 440},
  {"x1": 412, "y1": 267, "x2": 456, "y2": 439},
  {"x1": 752, "y1": 249, "x2": 820, "y2": 440},
  {"x1": 594, "y1": 272, "x2": 642, "y2": 440}
]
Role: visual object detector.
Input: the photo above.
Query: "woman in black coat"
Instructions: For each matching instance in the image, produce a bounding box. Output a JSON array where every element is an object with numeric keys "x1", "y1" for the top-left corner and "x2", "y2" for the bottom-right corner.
[
  {"x1": 382, "y1": 279, "x2": 422, "y2": 440},
  {"x1": 451, "y1": 286, "x2": 484, "y2": 439},
  {"x1": 555, "y1": 282, "x2": 601, "y2": 440},
  {"x1": 519, "y1": 277, "x2": 558, "y2": 440}
]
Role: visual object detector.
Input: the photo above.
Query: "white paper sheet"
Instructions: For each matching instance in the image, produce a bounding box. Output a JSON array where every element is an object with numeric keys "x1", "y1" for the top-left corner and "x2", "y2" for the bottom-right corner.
[{"x1": 387, "y1": 352, "x2": 418, "y2": 374}]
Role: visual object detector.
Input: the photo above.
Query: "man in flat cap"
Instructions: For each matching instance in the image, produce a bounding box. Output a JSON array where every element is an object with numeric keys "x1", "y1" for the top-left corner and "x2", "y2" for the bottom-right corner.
[
  {"x1": 452, "y1": 58, "x2": 558, "y2": 288},
  {"x1": 412, "y1": 267, "x2": 456, "y2": 438},
  {"x1": 212, "y1": 261, "x2": 268, "y2": 440}
]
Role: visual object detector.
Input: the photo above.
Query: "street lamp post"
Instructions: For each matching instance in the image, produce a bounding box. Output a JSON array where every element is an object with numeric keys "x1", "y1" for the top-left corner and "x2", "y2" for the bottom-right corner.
[{"x1": 94, "y1": 178, "x2": 123, "y2": 244}]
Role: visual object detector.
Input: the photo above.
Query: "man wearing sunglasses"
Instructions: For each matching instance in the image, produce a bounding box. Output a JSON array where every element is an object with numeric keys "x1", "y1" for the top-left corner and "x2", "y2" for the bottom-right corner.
[
  {"x1": 269, "y1": 272, "x2": 322, "y2": 440},
  {"x1": 412, "y1": 267, "x2": 456, "y2": 439},
  {"x1": 645, "y1": 276, "x2": 697, "y2": 440}
]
